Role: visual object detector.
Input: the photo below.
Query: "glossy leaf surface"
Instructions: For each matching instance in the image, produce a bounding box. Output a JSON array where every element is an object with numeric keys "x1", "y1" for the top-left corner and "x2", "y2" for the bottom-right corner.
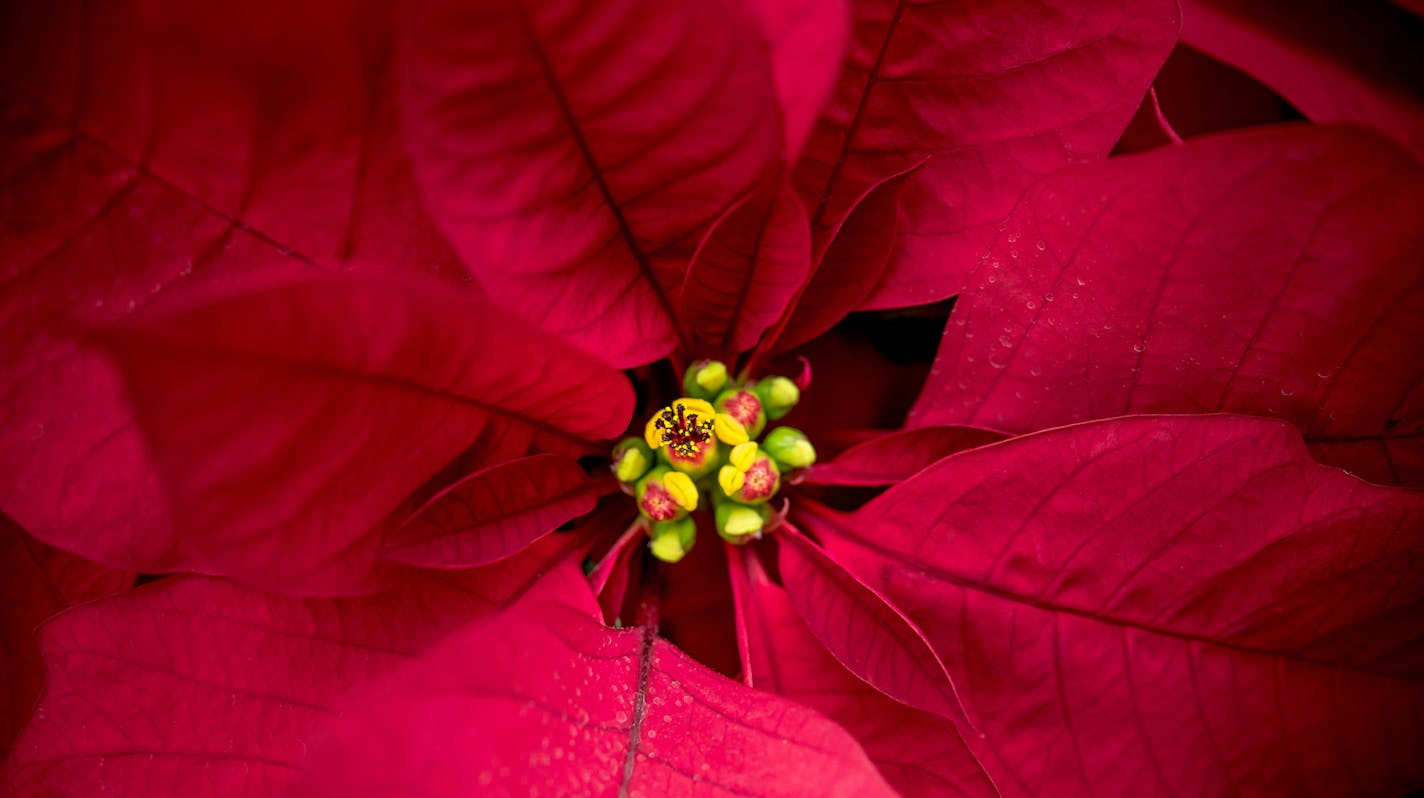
[
  {"x1": 296, "y1": 601, "x2": 898, "y2": 797},
  {"x1": 793, "y1": 0, "x2": 1179, "y2": 307},
  {"x1": 913, "y1": 125, "x2": 1424, "y2": 486},
  {"x1": 814, "y1": 415, "x2": 1424, "y2": 797}
]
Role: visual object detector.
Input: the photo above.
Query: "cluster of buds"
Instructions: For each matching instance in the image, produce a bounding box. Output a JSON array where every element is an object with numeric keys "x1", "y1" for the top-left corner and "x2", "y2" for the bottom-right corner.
[{"x1": 610, "y1": 359, "x2": 817, "y2": 562}]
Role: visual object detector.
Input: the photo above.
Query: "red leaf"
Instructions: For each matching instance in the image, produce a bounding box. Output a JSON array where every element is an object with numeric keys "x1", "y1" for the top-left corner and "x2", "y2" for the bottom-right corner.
[
  {"x1": 794, "y1": 0, "x2": 1179, "y2": 308},
  {"x1": 813, "y1": 415, "x2": 1424, "y2": 797},
  {"x1": 738, "y1": 549, "x2": 997, "y2": 798},
  {"x1": 402, "y1": 0, "x2": 782, "y2": 367},
  {"x1": 0, "y1": 1, "x2": 461, "y2": 275},
  {"x1": 771, "y1": 162, "x2": 919, "y2": 354},
  {"x1": 805, "y1": 426, "x2": 1007, "y2": 486},
  {"x1": 383, "y1": 454, "x2": 598, "y2": 569},
  {"x1": 96, "y1": 278, "x2": 633, "y2": 593},
  {"x1": 681, "y1": 178, "x2": 810, "y2": 360},
  {"x1": 0, "y1": 0, "x2": 463, "y2": 587},
  {"x1": 913, "y1": 125, "x2": 1424, "y2": 486},
  {"x1": 750, "y1": 0, "x2": 853, "y2": 160},
  {"x1": 0, "y1": 517, "x2": 130, "y2": 757},
  {"x1": 296, "y1": 600, "x2": 898, "y2": 797},
  {"x1": 1180, "y1": 0, "x2": 1424, "y2": 161},
  {"x1": 2, "y1": 572, "x2": 520, "y2": 797},
  {"x1": 778, "y1": 525, "x2": 967, "y2": 725}
]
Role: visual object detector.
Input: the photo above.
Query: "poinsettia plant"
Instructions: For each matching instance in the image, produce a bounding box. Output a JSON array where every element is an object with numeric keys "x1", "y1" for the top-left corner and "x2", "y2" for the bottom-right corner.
[{"x1": 2, "y1": 0, "x2": 1422, "y2": 796}]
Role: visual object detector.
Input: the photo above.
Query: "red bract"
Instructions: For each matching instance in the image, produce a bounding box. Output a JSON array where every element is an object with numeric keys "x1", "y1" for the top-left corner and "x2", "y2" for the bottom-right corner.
[
  {"x1": 296, "y1": 597, "x2": 898, "y2": 797},
  {"x1": 806, "y1": 415, "x2": 1424, "y2": 796},
  {"x1": 911, "y1": 125, "x2": 1424, "y2": 486},
  {"x1": 2, "y1": 0, "x2": 1422, "y2": 796}
]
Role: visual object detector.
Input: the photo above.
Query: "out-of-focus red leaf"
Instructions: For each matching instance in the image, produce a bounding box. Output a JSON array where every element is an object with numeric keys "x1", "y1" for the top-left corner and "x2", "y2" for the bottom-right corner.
[
  {"x1": 1, "y1": 569, "x2": 538, "y2": 797},
  {"x1": 739, "y1": 549, "x2": 997, "y2": 797},
  {"x1": 0, "y1": 517, "x2": 131, "y2": 758},
  {"x1": 805, "y1": 426, "x2": 1007, "y2": 486},
  {"x1": 750, "y1": 0, "x2": 852, "y2": 160},
  {"x1": 0, "y1": 0, "x2": 462, "y2": 276},
  {"x1": 913, "y1": 125, "x2": 1424, "y2": 486},
  {"x1": 811, "y1": 414, "x2": 1424, "y2": 797},
  {"x1": 295, "y1": 599, "x2": 897, "y2": 797},
  {"x1": 1180, "y1": 0, "x2": 1424, "y2": 161},
  {"x1": 681, "y1": 178, "x2": 810, "y2": 360},
  {"x1": 96, "y1": 278, "x2": 634, "y2": 594},
  {"x1": 402, "y1": 0, "x2": 783, "y2": 367},
  {"x1": 0, "y1": 0, "x2": 464, "y2": 587},
  {"x1": 383, "y1": 454, "x2": 598, "y2": 569},
  {"x1": 778, "y1": 526, "x2": 966, "y2": 725},
  {"x1": 793, "y1": 0, "x2": 1178, "y2": 308}
]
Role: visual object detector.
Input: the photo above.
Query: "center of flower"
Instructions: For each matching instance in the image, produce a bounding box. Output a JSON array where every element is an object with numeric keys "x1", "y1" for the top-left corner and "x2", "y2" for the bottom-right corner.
[{"x1": 611, "y1": 359, "x2": 818, "y2": 563}]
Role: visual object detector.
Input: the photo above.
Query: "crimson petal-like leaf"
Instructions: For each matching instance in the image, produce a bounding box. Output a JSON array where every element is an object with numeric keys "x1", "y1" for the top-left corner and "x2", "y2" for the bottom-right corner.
[
  {"x1": 383, "y1": 454, "x2": 598, "y2": 569},
  {"x1": 751, "y1": 0, "x2": 852, "y2": 160},
  {"x1": 296, "y1": 601, "x2": 898, "y2": 797},
  {"x1": 1, "y1": 570, "x2": 532, "y2": 797},
  {"x1": 794, "y1": 0, "x2": 1179, "y2": 307},
  {"x1": 778, "y1": 525, "x2": 967, "y2": 725},
  {"x1": 681, "y1": 178, "x2": 810, "y2": 360},
  {"x1": 0, "y1": 0, "x2": 464, "y2": 590},
  {"x1": 913, "y1": 125, "x2": 1424, "y2": 486},
  {"x1": 402, "y1": 0, "x2": 782, "y2": 367},
  {"x1": 814, "y1": 414, "x2": 1424, "y2": 797},
  {"x1": 738, "y1": 549, "x2": 997, "y2": 798},
  {"x1": 0, "y1": 517, "x2": 131, "y2": 757},
  {"x1": 805, "y1": 426, "x2": 1007, "y2": 486},
  {"x1": 97, "y1": 278, "x2": 633, "y2": 594},
  {"x1": 1180, "y1": 0, "x2": 1424, "y2": 161}
]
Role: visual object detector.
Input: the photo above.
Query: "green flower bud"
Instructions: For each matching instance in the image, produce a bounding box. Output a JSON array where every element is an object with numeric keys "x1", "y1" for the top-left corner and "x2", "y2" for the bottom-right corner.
[
  {"x1": 762, "y1": 426, "x2": 816, "y2": 470},
  {"x1": 752, "y1": 376, "x2": 800, "y2": 420},
  {"x1": 682, "y1": 359, "x2": 729, "y2": 400},
  {"x1": 715, "y1": 501, "x2": 768, "y2": 543},
  {"x1": 713, "y1": 388, "x2": 767, "y2": 438},
  {"x1": 612, "y1": 437, "x2": 654, "y2": 483},
  {"x1": 649, "y1": 516, "x2": 697, "y2": 563}
]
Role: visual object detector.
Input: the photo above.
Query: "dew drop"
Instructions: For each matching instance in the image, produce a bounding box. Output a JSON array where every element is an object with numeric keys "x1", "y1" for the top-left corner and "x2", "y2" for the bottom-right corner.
[
  {"x1": 1043, "y1": 293, "x2": 1055, "y2": 302},
  {"x1": 1280, "y1": 387, "x2": 1295, "y2": 397},
  {"x1": 1025, "y1": 300, "x2": 1036, "y2": 310},
  {"x1": 1132, "y1": 342, "x2": 1146, "y2": 353},
  {"x1": 1316, "y1": 369, "x2": 1334, "y2": 379},
  {"x1": 1029, "y1": 367, "x2": 1042, "y2": 377},
  {"x1": 1075, "y1": 276, "x2": 1088, "y2": 286},
  {"x1": 1035, "y1": 240, "x2": 1047, "y2": 251}
]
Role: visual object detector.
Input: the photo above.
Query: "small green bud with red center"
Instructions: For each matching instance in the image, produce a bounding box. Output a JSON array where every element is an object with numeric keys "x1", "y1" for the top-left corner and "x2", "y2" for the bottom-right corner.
[
  {"x1": 682, "y1": 359, "x2": 729, "y2": 400},
  {"x1": 714, "y1": 388, "x2": 767, "y2": 438},
  {"x1": 636, "y1": 467, "x2": 692, "y2": 522},
  {"x1": 611, "y1": 437, "x2": 654, "y2": 483},
  {"x1": 752, "y1": 376, "x2": 800, "y2": 420},
  {"x1": 762, "y1": 426, "x2": 816, "y2": 470},
  {"x1": 649, "y1": 516, "x2": 697, "y2": 563},
  {"x1": 726, "y1": 453, "x2": 780, "y2": 504},
  {"x1": 716, "y1": 501, "x2": 768, "y2": 542}
]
